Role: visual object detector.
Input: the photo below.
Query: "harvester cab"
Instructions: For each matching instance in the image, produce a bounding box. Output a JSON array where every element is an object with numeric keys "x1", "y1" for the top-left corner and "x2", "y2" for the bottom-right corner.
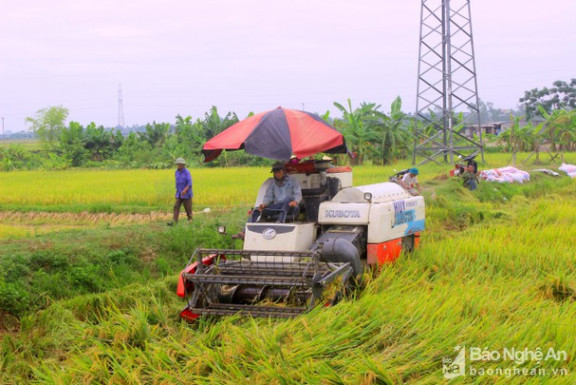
[{"x1": 177, "y1": 160, "x2": 426, "y2": 320}]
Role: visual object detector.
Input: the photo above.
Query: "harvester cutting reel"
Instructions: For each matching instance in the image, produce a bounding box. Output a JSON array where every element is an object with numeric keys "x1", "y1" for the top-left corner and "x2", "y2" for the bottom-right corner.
[{"x1": 177, "y1": 248, "x2": 356, "y2": 320}]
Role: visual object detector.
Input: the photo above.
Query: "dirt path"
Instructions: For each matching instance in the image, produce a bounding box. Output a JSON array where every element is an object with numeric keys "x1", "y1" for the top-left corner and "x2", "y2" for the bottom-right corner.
[{"x1": 0, "y1": 211, "x2": 172, "y2": 225}]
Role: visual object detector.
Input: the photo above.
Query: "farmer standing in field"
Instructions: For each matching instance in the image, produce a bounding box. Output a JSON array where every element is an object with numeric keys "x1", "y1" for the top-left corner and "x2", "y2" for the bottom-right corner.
[{"x1": 170, "y1": 158, "x2": 193, "y2": 225}]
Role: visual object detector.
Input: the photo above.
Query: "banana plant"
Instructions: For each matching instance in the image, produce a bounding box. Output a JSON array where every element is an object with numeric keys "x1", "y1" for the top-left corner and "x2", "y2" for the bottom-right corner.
[
  {"x1": 333, "y1": 99, "x2": 380, "y2": 165},
  {"x1": 362, "y1": 97, "x2": 413, "y2": 164},
  {"x1": 497, "y1": 115, "x2": 523, "y2": 163},
  {"x1": 498, "y1": 115, "x2": 546, "y2": 164},
  {"x1": 538, "y1": 105, "x2": 576, "y2": 155}
]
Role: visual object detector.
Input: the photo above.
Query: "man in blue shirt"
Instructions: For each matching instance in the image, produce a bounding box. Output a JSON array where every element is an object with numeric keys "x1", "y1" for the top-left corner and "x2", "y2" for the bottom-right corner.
[
  {"x1": 172, "y1": 158, "x2": 193, "y2": 224},
  {"x1": 251, "y1": 162, "x2": 302, "y2": 223},
  {"x1": 232, "y1": 162, "x2": 302, "y2": 239}
]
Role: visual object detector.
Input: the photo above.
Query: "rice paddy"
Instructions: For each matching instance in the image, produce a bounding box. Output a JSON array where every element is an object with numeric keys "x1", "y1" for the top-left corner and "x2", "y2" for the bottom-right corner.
[
  {"x1": 2, "y1": 152, "x2": 574, "y2": 213},
  {"x1": 1, "y1": 153, "x2": 576, "y2": 383},
  {"x1": 0, "y1": 167, "x2": 268, "y2": 212}
]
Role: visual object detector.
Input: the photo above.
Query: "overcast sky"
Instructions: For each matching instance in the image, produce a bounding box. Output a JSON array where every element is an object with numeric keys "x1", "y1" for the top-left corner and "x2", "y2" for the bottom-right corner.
[{"x1": 0, "y1": 0, "x2": 574, "y2": 132}]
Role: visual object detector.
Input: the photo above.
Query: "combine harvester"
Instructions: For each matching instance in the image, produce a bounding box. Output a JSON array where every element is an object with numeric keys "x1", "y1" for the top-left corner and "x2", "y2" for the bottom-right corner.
[{"x1": 176, "y1": 107, "x2": 426, "y2": 319}]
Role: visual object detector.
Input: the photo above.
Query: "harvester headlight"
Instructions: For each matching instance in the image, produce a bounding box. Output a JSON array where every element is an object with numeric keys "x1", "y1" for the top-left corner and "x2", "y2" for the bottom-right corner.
[
  {"x1": 262, "y1": 228, "x2": 277, "y2": 240},
  {"x1": 363, "y1": 192, "x2": 373, "y2": 202},
  {"x1": 217, "y1": 225, "x2": 227, "y2": 235}
]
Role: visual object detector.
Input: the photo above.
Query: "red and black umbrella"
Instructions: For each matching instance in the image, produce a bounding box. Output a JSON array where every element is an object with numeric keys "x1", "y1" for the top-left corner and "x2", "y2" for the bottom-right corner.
[{"x1": 202, "y1": 107, "x2": 347, "y2": 162}]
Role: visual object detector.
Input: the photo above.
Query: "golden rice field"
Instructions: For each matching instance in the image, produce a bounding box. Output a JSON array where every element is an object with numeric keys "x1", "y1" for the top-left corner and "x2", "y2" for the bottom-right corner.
[
  {"x1": 2, "y1": 152, "x2": 575, "y2": 211},
  {"x1": 1, "y1": 152, "x2": 576, "y2": 241},
  {"x1": 0, "y1": 166, "x2": 271, "y2": 238},
  {"x1": 1, "y1": 153, "x2": 576, "y2": 383},
  {"x1": 0, "y1": 167, "x2": 268, "y2": 209},
  {"x1": 1, "y1": 164, "x2": 575, "y2": 383}
]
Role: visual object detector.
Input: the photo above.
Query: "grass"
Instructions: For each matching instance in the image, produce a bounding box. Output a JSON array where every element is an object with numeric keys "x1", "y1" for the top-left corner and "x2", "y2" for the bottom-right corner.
[
  {"x1": 2, "y1": 185, "x2": 576, "y2": 384},
  {"x1": 1, "y1": 153, "x2": 576, "y2": 383},
  {"x1": 0, "y1": 212, "x2": 241, "y2": 317}
]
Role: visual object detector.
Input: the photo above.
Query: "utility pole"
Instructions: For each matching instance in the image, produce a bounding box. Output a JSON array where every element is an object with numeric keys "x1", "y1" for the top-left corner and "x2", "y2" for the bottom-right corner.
[
  {"x1": 414, "y1": 0, "x2": 484, "y2": 165},
  {"x1": 1, "y1": 117, "x2": 4, "y2": 142},
  {"x1": 118, "y1": 84, "x2": 125, "y2": 129}
]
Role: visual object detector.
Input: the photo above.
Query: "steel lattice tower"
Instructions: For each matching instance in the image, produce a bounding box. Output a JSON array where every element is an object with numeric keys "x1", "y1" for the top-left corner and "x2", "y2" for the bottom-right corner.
[
  {"x1": 117, "y1": 84, "x2": 125, "y2": 129},
  {"x1": 414, "y1": 0, "x2": 484, "y2": 165}
]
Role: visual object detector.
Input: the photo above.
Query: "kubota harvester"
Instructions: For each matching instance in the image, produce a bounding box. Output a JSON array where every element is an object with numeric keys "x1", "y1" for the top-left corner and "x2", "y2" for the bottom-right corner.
[{"x1": 176, "y1": 107, "x2": 426, "y2": 320}]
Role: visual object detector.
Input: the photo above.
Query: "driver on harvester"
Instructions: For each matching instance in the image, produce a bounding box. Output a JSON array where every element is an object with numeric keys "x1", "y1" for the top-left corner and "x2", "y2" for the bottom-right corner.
[{"x1": 251, "y1": 162, "x2": 302, "y2": 223}]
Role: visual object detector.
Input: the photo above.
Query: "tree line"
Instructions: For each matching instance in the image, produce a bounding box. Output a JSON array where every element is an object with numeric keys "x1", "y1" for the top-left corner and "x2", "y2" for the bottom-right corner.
[
  {"x1": 0, "y1": 78, "x2": 574, "y2": 171},
  {"x1": 3, "y1": 98, "x2": 420, "y2": 170}
]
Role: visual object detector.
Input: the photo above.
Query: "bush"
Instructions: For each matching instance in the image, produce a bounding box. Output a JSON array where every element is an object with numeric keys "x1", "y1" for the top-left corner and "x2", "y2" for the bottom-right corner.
[{"x1": 0, "y1": 280, "x2": 33, "y2": 317}]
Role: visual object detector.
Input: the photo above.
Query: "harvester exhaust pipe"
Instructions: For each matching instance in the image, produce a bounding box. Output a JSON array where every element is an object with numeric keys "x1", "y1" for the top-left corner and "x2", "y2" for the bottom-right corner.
[{"x1": 317, "y1": 237, "x2": 363, "y2": 281}]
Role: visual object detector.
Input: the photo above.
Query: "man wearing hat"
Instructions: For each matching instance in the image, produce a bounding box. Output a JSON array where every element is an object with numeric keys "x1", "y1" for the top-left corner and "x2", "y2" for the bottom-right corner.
[
  {"x1": 171, "y1": 158, "x2": 193, "y2": 224},
  {"x1": 401, "y1": 168, "x2": 420, "y2": 192},
  {"x1": 251, "y1": 162, "x2": 302, "y2": 223}
]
